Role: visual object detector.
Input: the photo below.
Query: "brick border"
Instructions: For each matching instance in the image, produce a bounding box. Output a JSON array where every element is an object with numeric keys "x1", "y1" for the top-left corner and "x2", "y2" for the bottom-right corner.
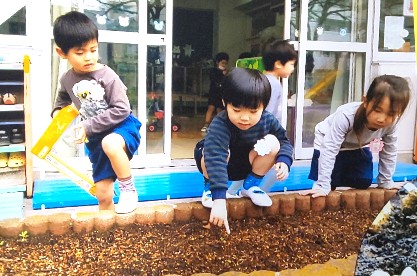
[{"x1": 0, "y1": 188, "x2": 396, "y2": 238}]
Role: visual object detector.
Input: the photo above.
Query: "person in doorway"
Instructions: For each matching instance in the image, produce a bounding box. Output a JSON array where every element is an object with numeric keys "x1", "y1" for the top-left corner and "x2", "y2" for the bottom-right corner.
[
  {"x1": 262, "y1": 39, "x2": 297, "y2": 124},
  {"x1": 259, "y1": 39, "x2": 298, "y2": 192},
  {"x1": 52, "y1": 11, "x2": 141, "y2": 214},
  {"x1": 194, "y1": 67, "x2": 293, "y2": 233},
  {"x1": 201, "y1": 52, "x2": 229, "y2": 132},
  {"x1": 300, "y1": 75, "x2": 411, "y2": 197}
]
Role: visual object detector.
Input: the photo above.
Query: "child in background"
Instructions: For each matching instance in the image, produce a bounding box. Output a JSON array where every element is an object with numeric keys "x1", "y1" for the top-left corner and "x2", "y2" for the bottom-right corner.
[
  {"x1": 194, "y1": 67, "x2": 293, "y2": 233},
  {"x1": 259, "y1": 40, "x2": 298, "y2": 192},
  {"x1": 300, "y1": 75, "x2": 410, "y2": 198},
  {"x1": 201, "y1": 52, "x2": 229, "y2": 132},
  {"x1": 52, "y1": 11, "x2": 141, "y2": 214}
]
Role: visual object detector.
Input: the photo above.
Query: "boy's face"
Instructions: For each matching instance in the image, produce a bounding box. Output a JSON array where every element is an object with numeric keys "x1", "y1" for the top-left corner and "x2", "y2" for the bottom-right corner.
[
  {"x1": 217, "y1": 59, "x2": 228, "y2": 71},
  {"x1": 56, "y1": 39, "x2": 99, "y2": 74},
  {"x1": 274, "y1": 60, "x2": 296, "y2": 78},
  {"x1": 226, "y1": 103, "x2": 264, "y2": 131}
]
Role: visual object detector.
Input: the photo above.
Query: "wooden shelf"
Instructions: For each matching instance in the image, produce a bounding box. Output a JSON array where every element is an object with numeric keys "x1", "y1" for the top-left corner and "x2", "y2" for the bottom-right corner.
[
  {"x1": 0, "y1": 104, "x2": 24, "y2": 112},
  {"x1": 0, "y1": 119, "x2": 24, "y2": 125},
  {"x1": 0, "y1": 144, "x2": 25, "y2": 153},
  {"x1": 0, "y1": 81, "x2": 23, "y2": 86},
  {"x1": 0, "y1": 56, "x2": 32, "y2": 197}
]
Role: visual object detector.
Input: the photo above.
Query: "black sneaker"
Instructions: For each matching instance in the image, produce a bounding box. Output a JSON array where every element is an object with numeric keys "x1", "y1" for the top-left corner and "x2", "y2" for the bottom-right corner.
[
  {"x1": 0, "y1": 128, "x2": 10, "y2": 146},
  {"x1": 10, "y1": 127, "x2": 24, "y2": 144}
]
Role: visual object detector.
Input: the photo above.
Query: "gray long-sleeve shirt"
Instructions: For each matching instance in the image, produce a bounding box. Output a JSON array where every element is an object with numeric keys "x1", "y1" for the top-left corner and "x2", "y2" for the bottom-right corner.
[
  {"x1": 264, "y1": 74, "x2": 283, "y2": 124},
  {"x1": 313, "y1": 102, "x2": 398, "y2": 194},
  {"x1": 53, "y1": 65, "x2": 131, "y2": 137}
]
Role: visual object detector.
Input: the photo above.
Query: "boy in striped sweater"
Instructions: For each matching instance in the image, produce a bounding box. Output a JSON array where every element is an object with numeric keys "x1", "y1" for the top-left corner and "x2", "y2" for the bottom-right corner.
[{"x1": 194, "y1": 67, "x2": 293, "y2": 233}]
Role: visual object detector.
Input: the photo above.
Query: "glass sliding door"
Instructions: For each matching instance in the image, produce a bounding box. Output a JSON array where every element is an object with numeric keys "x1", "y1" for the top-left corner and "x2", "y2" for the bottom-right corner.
[
  {"x1": 290, "y1": 0, "x2": 371, "y2": 159},
  {"x1": 50, "y1": 0, "x2": 174, "y2": 168}
]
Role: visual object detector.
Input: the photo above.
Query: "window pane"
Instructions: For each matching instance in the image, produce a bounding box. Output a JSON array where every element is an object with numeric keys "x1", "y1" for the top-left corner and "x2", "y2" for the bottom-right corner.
[
  {"x1": 307, "y1": 0, "x2": 367, "y2": 42},
  {"x1": 290, "y1": 0, "x2": 301, "y2": 41},
  {"x1": 379, "y1": 0, "x2": 414, "y2": 52},
  {"x1": 84, "y1": 0, "x2": 139, "y2": 32},
  {"x1": 0, "y1": 6, "x2": 26, "y2": 35},
  {"x1": 99, "y1": 43, "x2": 138, "y2": 117},
  {"x1": 302, "y1": 51, "x2": 365, "y2": 147},
  {"x1": 147, "y1": 45, "x2": 165, "y2": 154},
  {"x1": 148, "y1": 0, "x2": 166, "y2": 34}
]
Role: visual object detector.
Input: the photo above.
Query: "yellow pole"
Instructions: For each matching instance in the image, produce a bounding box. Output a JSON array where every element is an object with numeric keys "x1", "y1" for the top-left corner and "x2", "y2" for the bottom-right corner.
[{"x1": 414, "y1": 0, "x2": 417, "y2": 63}]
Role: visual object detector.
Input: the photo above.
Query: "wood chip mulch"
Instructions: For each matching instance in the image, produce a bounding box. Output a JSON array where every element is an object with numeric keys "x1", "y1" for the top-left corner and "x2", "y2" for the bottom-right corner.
[{"x1": 0, "y1": 209, "x2": 377, "y2": 275}]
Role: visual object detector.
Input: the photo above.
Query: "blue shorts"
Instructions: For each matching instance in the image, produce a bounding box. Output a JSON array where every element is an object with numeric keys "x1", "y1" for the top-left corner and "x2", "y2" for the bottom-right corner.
[
  {"x1": 308, "y1": 148, "x2": 373, "y2": 189},
  {"x1": 85, "y1": 114, "x2": 141, "y2": 183}
]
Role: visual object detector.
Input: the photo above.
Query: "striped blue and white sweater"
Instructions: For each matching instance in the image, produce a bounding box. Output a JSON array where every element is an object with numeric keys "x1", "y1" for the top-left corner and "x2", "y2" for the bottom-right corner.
[{"x1": 202, "y1": 110, "x2": 294, "y2": 200}]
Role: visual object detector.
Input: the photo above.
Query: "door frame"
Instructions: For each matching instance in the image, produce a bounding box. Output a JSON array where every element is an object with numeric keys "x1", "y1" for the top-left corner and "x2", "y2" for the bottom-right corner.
[{"x1": 290, "y1": 0, "x2": 373, "y2": 160}]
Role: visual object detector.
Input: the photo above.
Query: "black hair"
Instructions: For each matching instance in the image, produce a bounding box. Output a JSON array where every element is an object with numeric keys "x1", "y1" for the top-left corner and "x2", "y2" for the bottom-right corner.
[
  {"x1": 222, "y1": 67, "x2": 271, "y2": 110},
  {"x1": 53, "y1": 11, "x2": 99, "y2": 54},
  {"x1": 262, "y1": 39, "x2": 298, "y2": 71},
  {"x1": 353, "y1": 74, "x2": 411, "y2": 145},
  {"x1": 238, "y1": 52, "x2": 255, "y2": 59},
  {"x1": 214, "y1": 52, "x2": 229, "y2": 63}
]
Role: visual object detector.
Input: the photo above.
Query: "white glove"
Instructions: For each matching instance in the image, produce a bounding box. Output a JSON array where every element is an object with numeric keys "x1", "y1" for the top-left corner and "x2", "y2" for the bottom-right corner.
[{"x1": 210, "y1": 199, "x2": 230, "y2": 234}]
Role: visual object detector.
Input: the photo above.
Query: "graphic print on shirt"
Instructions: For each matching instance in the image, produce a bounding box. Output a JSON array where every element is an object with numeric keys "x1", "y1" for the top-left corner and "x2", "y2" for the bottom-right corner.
[
  {"x1": 72, "y1": 79, "x2": 109, "y2": 120},
  {"x1": 369, "y1": 138, "x2": 384, "y2": 153}
]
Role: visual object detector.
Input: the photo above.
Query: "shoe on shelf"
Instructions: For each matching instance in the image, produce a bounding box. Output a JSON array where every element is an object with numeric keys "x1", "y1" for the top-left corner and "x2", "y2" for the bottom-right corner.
[
  {"x1": 115, "y1": 190, "x2": 138, "y2": 214},
  {"x1": 10, "y1": 127, "x2": 24, "y2": 144},
  {"x1": 0, "y1": 152, "x2": 8, "y2": 168},
  {"x1": 7, "y1": 152, "x2": 25, "y2": 168},
  {"x1": 0, "y1": 128, "x2": 10, "y2": 146},
  {"x1": 3, "y1": 93, "x2": 16, "y2": 105},
  {"x1": 240, "y1": 186, "x2": 272, "y2": 207},
  {"x1": 201, "y1": 189, "x2": 213, "y2": 208}
]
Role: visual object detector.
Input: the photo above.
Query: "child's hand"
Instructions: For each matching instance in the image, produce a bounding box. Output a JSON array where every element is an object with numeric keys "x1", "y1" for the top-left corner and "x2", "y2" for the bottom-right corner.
[
  {"x1": 378, "y1": 182, "x2": 404, "y2": 190},
  {"x1": 74, "y1": 123, "x2": 87, "y2": 144},
  {"x1": 299, "y1": 189, "x2": 327, "y2": 198},
  {"x1": 274, "y1": 162, "x2": 289, "y2": 181},
  {"x1": 210, "y1": 199, "x2": 230, "y2": 234},
  {"x1": 52, "y1": 110, "x2": 59, "y2": 118}
]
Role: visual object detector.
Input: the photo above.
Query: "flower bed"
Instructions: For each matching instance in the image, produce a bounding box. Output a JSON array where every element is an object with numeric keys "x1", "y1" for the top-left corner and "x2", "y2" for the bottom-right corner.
[{"x1": 0, "y1": 189, "x2": 394, "y2": 275}]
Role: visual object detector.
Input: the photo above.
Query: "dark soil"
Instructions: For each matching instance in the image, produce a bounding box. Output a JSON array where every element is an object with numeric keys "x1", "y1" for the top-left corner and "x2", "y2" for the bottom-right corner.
[
  {"x1": 0, "y1": 209, "x2": 377, "y2": 275},
  {"x1": 356, "y1": 190, "x2": 417, "y2": 275}
]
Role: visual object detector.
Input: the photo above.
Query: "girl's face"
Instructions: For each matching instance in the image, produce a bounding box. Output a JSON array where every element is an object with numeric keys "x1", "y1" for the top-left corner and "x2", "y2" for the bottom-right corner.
[
  {"x1": 226, "y1": 103, "x2": 264, "y2": 130},
  {"x1": 364, "y1": 96, "x2": 398, "y2": 130},
  {"x1": 56, "y1": 39, "x2": 100, "y2": 74}
]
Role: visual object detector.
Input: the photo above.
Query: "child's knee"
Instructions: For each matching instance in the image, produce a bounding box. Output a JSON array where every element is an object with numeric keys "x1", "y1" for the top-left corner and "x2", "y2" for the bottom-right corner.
[{"x1": 102, "y1": 133, "x2": 123, "y2": 154}]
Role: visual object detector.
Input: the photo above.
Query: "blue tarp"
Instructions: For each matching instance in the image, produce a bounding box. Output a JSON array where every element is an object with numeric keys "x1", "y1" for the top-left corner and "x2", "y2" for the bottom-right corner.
[{"x1": 32, "y1": 162, "x2": 417, "y2": 210}]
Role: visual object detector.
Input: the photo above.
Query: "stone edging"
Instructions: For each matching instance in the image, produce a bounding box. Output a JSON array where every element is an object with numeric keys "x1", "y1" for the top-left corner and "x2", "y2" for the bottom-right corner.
[{"x1": 0, "y1": 188, "x2": 395, "y2": 238}]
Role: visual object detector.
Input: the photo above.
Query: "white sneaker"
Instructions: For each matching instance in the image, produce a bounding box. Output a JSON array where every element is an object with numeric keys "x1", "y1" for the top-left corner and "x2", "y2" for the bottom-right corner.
[
  {"x1": 201, "y1": 190, "x2": 213, "y2": 208},
  {"x1": 115, "y1": 191, "x2": 138, "y2": 214},
  {"x1": 226, "y1": 191, "x2": 241, "y2": 199},
  {"x1": 240, "y1": 186, "x2": 272, "y2": 207},
  {"x1": 202, "y1": 190, "x2": 241, "y2": 209}
]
